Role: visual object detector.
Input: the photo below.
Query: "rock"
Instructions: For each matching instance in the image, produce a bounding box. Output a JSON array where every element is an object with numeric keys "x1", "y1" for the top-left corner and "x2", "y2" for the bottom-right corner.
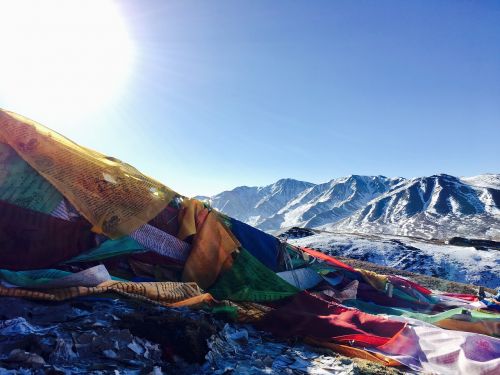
[{"x1": 7, "y1": 349, "x2": 46, "y2": 368}]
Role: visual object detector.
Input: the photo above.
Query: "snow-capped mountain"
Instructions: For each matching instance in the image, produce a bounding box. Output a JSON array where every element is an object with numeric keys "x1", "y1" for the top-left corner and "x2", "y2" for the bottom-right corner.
[
  {"x1": 256, "y1": 175, "x2": 403, "y2": 231},
  {"x1": 208, "y1": 178, "x2": 315, "y2": 227},
  {"x1": 205, "y1": 174, "x2": 500, "y2": 240},
  {"x1": 330, "y1": 174, "x2": 500, "y2": 240},
  {"x1": 207, "y1": 175, "x2": 402, "y2": 230}
]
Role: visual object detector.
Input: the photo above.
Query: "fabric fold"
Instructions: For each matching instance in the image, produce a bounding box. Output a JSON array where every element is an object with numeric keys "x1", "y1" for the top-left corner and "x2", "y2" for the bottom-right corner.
[
  {"x1": 182, "y1": 211, "x2": 240, "y2": 289},
  {"x1": 277, "y1": 267, "x2": 323, "y2": 290},
  {"x1": 65, "y1": 236, "x2": 145, "y2": 263},
  {"x1": 374, "y1": 323, "x2": 500, "y2": 374},
  {"x1": 0, "y1": 199, "x2": 95, "y2": 270},
  {"x1": 0, "y1": 110, "x2": 176, "y2": 238},
  {"x1": 0, "y1": 265, "x2": 112, "y2": 289},
  {"x1": 0, "y1": 280, "x2": 211, "y2": 307},
  {"x1": 209, "y1": 248, "x2": 299, "y2": 302},
  {"x1": 229, "y1": 218, "x2": 282, "y2": 271},
  {"x1": 0, "y1": 142, "x2": 62, "y2": 213},
  {"x1": 177, "y1": 198, "x2": 207, "y2": 240},
  {"x1": 257, "y1": 291, "x2": 406, "y2": 347},
  {"x1": 131, "y1": 223, "x2": 191, "y2": 262}
]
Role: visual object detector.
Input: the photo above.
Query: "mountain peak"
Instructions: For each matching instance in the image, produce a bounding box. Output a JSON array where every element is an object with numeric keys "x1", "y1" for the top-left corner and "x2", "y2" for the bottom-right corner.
[
  {"x1": 430, "y1": 173, "x2": 457, "y2": 180},
  {"x1": 206, "y1": 174, "x2": 500, "y2": 240},
  {"x1": 332, "y1": 174, "x2": 499, "y2": 240},
  {"x1": 208, "y1": 175, "x2": 404, "y2": 232},
  {"x1": 272, "y1": 178, "x2": 313, "y2": 186}
]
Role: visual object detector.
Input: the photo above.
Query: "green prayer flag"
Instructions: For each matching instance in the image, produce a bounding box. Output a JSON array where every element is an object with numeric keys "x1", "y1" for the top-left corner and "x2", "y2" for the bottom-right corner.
[
  {"x1": 0, "y1": 142, "x2": 62, "y2": 213},
  {"x1": 209, "y1": 248, "x2": 299, "y2": 302},
  {"x1": 64, "y1": 236, "x2": 145, "y2": 263}
]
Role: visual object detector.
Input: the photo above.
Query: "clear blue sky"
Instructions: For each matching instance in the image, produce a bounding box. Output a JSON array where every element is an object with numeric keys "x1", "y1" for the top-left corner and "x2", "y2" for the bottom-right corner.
[{"x1": 1, "y1": 0, "x2": 499, "y2": 196}]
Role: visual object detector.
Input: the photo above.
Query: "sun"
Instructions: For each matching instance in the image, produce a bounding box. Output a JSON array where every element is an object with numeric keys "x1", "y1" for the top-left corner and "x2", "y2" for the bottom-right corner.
[{"x1": 0, "y1": 0, "x2": 135, "y2": 119}]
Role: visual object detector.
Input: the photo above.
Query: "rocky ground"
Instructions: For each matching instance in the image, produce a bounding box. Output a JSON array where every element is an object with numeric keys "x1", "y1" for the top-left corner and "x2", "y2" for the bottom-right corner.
[
  {"x1": 2, "y1": 246, "x2": 493, "y2": 374},
  {"x1": 0, "y1": 296, "x2": 411, "y2": 375}
]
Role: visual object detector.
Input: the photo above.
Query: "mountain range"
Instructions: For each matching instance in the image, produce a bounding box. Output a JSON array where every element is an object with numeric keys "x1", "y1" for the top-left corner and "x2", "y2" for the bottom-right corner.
[{"x1": 200, "y1": 174, "x2": 500, "y2": 240}]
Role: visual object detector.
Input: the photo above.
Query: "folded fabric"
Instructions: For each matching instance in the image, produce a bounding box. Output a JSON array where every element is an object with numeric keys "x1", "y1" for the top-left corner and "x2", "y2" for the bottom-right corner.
[
  {"x1": 209, "y1": 248, "x2": 299, "y2": 302},
  {"x1": 305, "y1": 338, "x2": 402, "y2": 367},
  {"x1": 300, "y1": 247, "x2": 357, "y2": 273},
  {"x1": 50, "y1": 199, "x2": 81, "y2": 221},
  {"x1": 482, "y1": 297, "x2": 500, "y2": 312},
  {"x1": 374, "y1": 322, "x2": 500, "y2": 374},
  {"x1": 277, "y1": 267, "x2": 323, "y2": 290},
  {"x1": 387, "y1": 276, "x2": 435, "y2": 304},
  {"x1": 182, "y1": 211, "x2": 240, "y2": 289},
  {"x1": 0, "y1": 265, "x2": 112, "y2": 289},
  {"x1": 344, "y1": 299, "x2": 499, "y2": 324},
  {"x1": 257, "y1": 292, "x2": 406, "y2": 347},
  {"x1": 0, "y1": 280, "x2": 212, "y2": 308},
  {"x1": 357, "y1": 269, "x2": 388, "y2": 292},
  {"x1": 148, "y1": 205, "x2": 180, "y2": 235},
  {"x1": 392, "y1": 287, "x2": 430, "y2": 305},
  {"x1": 0, "y1": 268, "x2": 69, "y2": 287},
  {"x1": 0, "y1": 142, "x2": 62, "y2": 213},
  {"x1": 39, "y1": 265, "x2": 113, "y2": 288},
  {"x1": 130, "y1": 223, "x2": 191, "y2": 262},
  {"x1": 355, "y1": 280, "x2": 435, "y2": 312},
  {"x1": 50, "y1": 199, "x2": 71, "y2": 220},
  {"x1": 320, "y1": 272, "x2": 344, "y2": 287},
  {"x1": 432, "y1": 293, "x2": 477, "y2": 310},
  {"x1": 440, "y1": 293, "x2": 479, "y2": 302},
  {"x1": 128, "y1": 258, "x2": 181, "y2": 282},
  {"x1": 321, "y1": 280, "x2": 359, "y2": 302},
  {"x1": 0, "y1": 199, "x2": 96, "y2": 270},
  {"x1": 130, "y1": 251, "x2": 185, "y2": 267},
  {"x1": 229, "y1": 218, "x2": 282, "y2": 271},
  {"x1": 304, "y1": 254, "x2": 436, "y2": 309},
  {"x1": 344, "y1": 299, "x2": 500, "y2": 336},
  {"x1": 389, "y1": 275, "x2": 432, "y2": 295},
  {"x1": 177, "y1": 198, "x2": 206, "y2": 240},
  {"x1": 0, "y1": 110, "x2": 176, "y2": 238},
  {"x1": 435, "y1": 318, "x2": 500, "y2": 337},
  {"x1": 283, "y1": 244, "x2": 311, "y2": 269},
  {"x1": 65, "y1": 236, "x2": 145, "y2": 263}
]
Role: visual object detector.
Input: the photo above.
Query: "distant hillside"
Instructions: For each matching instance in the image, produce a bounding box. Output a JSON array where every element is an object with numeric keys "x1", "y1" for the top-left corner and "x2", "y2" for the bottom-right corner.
[
  {"x1": 204, "y1": 174, "x2": 500, "y2": 240},
  {"x1": 330, "y1": 174, "x2": 500, "y2": 240}
]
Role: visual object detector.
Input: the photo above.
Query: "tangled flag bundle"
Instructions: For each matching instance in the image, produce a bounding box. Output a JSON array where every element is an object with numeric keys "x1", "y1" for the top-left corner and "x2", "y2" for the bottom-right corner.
[{"x1": 0, "y1": 109, "x2": 499, "y2": 374}]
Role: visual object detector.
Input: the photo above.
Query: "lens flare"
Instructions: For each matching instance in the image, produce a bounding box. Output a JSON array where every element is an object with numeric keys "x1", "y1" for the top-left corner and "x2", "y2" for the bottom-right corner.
[{"x1": 0, "y1": 0, "x2": 135, "y2": 119}]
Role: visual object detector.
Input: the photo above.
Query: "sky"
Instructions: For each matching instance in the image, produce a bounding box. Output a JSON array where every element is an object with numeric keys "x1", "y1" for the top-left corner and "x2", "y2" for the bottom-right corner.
[{"x1": 0, "y1": 0, "x2": 499, "y2": 196}]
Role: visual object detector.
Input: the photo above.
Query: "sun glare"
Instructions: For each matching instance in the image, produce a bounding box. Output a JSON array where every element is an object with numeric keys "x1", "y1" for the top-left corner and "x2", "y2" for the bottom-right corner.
[{"x1": 0, "y1": 0, "x2": 134, "y2": 119}]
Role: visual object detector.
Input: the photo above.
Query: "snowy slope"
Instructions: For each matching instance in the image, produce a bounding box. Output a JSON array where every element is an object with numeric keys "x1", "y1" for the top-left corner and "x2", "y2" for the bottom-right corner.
[
  {"x1": 258, "y1": 175, "x2": 403, "y2": 231},
  {"x1": 208, "y1": 179, "x2": 314, "y2": 227},
  {"x1": 207, "y1": 174, "x2": 500, "y2": 240},
  {"x1": 209, "y1": 175, "x2": 402, "y2": 231},
  {"x1": 330, "y1": 174, "x2": 500, "y2": 240},
  {"x1": 289, "y1": 233, "x2": 500, "y2": 289},
  {"x1": 461, "y1": 173, "x2": 500, "y2": 189}
]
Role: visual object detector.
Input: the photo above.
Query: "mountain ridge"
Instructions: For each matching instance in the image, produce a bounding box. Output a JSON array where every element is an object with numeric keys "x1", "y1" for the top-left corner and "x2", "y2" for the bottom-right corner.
[{"x1": 203, "y1": 174, "x2": 500, "y2": 240}]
